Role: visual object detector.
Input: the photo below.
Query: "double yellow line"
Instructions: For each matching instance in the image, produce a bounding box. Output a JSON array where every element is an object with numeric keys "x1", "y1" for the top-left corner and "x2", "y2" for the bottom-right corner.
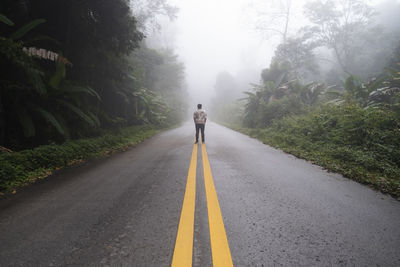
[{"x1": 171, "y1": 144, "x2": 233, "y2": 267}]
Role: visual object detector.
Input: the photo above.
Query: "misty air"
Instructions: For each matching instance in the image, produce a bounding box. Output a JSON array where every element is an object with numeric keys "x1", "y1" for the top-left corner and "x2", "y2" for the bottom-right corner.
[{"x1": 1, "y1": 0, "x2": 400, "y2": 266}]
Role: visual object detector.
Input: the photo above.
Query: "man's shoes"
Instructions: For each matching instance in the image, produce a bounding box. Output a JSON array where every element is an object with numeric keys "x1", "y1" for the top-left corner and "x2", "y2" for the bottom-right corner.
[
  {"x1": 194, "y1": 141, "x2": 198, "y2": 144},
  {"x1": 202, "y1": 140, "x2": 205, "y2": 143}
]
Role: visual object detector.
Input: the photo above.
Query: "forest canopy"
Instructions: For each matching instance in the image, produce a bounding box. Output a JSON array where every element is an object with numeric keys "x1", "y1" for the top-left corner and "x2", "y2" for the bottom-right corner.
[{"x1": 0, "y1": 0, "x2": 187, "y2": 150}]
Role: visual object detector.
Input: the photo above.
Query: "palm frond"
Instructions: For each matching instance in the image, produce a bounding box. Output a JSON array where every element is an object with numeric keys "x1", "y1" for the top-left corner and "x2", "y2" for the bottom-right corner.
[
  {"x1": 62, "y1": 83, "x2": 101, "y2": 100},
  {"x1": 116, "y1": 91, "x2": 130, "y2": 103},
  {"x1": 17, "y1": 108, "x2": 35, "y2": 137},
  {"x1": 35, "y1": 107, "x2": 66, "y2": 136},
  {"x1": 0, "y1": 14, "x2": 14, "y2": 26},
  {"x1": 26, "y1": 67, "x2": 46, "y2": 95},
  {"x1": 87, "y1": 111, "x2": 100, "y2": 127},
  {"x1": 273, "y1": 72, "x2": 287, "y2": 90},
  {"x1": 26, "y1": 34, "x2": 62, "y2": 46},
  {"x1": 325, "y1": 91, "x2": 343, "y2": 98},
  {"x1": 10, "y1": 19, "x2": 46, "y2": 40},
  {"x1": 49, "y1": 61, "x2": 66, "y2": 89},
  {"x1": 57, "y1": 100, "x2": 97, "y2": 127},
  {"x1": 53, "y1": 113, "x2": 71, "y2": 139}
]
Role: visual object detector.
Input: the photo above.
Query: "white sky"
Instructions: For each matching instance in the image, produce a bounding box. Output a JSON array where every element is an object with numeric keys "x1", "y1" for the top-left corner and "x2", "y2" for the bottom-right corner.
[
  {"x1": 169, "y1": 0, "x2": 270, "y2": 105},
  {"x1": 165, "y1": 0, "x2": 391, "y2": 106}
]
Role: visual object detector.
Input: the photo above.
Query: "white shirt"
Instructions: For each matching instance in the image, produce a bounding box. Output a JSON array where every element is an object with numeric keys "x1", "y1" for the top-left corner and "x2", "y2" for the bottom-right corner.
[{"x1": 193, "y1": 109, "x2": 207, "y2": 124}]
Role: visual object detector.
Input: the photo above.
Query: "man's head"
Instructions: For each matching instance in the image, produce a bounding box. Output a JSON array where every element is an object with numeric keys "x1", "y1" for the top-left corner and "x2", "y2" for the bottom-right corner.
[{"x1": 197, "y1": 104, "x2": 202, "y2": 109}]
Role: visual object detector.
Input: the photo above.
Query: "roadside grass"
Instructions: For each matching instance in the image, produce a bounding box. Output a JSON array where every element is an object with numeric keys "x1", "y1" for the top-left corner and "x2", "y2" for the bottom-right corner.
[
  {"x1": 230, "y1": 104, "x2": 400, "y2": 199},
  {"x1": 0, "y1": 125, "x2": 160, "y2": 194}
]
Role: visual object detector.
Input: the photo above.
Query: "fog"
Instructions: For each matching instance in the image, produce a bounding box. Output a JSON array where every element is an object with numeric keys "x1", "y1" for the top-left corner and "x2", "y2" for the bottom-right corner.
[
  {"x1": 170, "y1": 0, "x2": 263, "y2": 107},
  {"x1": 147, "y1": 0, "x2": 399, "y2": 111}
]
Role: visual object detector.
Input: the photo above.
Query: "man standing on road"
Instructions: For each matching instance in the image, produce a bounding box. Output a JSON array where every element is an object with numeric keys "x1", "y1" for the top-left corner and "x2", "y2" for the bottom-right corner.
[{"x1": 193, "y1": 104, "x2": 207, "y2": 143}]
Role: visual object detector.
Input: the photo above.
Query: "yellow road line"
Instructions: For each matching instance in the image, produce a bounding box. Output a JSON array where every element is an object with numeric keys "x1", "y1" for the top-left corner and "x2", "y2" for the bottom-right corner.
[
  {"x1": 201, "y1": 144, "x2": 234, "y2": 267},
  {"x1": 171, "y1": 144, "x2": 197, "y2": 267}
]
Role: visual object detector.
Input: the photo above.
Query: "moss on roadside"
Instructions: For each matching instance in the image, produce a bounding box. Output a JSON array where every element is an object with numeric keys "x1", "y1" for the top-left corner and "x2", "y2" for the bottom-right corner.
[{"x1": 0, "y1": 125, "x2": 160, "y2": 194}]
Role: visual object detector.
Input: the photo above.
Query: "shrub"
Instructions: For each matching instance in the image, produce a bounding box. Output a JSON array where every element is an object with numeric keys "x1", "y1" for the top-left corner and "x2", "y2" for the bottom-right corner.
[
  {"x1": 0, "y1": 125, "x2": 158, "y2": 192},
  {"x1": 236, "y1": 103, "x2": 400, "y2": 198}
]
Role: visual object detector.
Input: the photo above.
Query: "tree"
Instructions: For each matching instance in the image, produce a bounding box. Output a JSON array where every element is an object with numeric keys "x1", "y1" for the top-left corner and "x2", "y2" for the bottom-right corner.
[
  {"x1": 242, "y1": 59, "x2": 326, "y2": 128},
  {"x1": 242, "y1": 89, "x2": 262, "y2": 128},
  {"x1": 210, "y1": 71, "x2": 239, "y2": 122},
  {"x1": 0, "y1": 14, "x2": 101, "y2": 148},
  {"x1": 303, "y1": 0, "x2": 379, "y2": 76},
  {"x1": 251, "y1": 0, "x2": 293, "y2": 46},
  {"x1": 0, "y1": 0, "x2": 186, "y2": 149},
  {"x1": 272, "y1": 32, "x2": 319, "y2": 82},
  {"x1": 151, "y1": 49, "x2": 187, "y2": 124},
  {"x1": 261, "y1": 61, "x2": 289, "y2": 85},
  {"x1": 131, "y1": 0, "x2": 179, "y2": 33}
]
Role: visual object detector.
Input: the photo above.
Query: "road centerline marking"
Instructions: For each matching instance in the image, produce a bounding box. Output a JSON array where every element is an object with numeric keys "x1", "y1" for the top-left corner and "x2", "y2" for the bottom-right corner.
[
  {"x1": 201, "y1": 144, "x2": 234, "y2": 267},
  {"x1": 171, "y1": 144, "x2": 197, "y2": 267}
]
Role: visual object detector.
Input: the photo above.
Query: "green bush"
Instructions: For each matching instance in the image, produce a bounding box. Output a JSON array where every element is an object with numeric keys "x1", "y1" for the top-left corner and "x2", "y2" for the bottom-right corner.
[
  {"x1": 235, "y1": 103, "x2": 400, "y2": 198},
  {"x1": 257, "y1": 96, "x2": 305, "y2": 127},
  {"x1": 0, "y1": 125, "x2": 159, "y2": 192}
]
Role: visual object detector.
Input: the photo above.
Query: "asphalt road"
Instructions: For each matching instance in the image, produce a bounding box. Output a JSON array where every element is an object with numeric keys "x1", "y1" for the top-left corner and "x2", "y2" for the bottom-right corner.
[{"x1": 1, "y1": 122, "x2": 399, "y2": 266}]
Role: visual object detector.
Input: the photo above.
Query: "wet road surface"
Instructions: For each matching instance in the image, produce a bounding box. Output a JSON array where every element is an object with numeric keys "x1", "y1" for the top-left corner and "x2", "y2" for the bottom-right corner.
[{"x1": 1, "y1": 122, "x2": 399, "y2": 266}]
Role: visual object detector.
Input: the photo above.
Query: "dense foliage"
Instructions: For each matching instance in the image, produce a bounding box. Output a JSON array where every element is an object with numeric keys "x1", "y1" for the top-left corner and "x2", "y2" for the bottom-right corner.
[
  {"x1": 0, "y1": 0, "x2": 187, "y2": 151},
  {"x1": 0, "y1": 125, "x2": 159, "y2": 193},
  {"x1": 235, "y1": 102, "x2": 400, "y2": 197},
  {"x1": 235, "y1": 42, "x2": 400, "y2": 197},
  {"x1": 227, "y1": 1, "x2": 400, "y2": 197}
]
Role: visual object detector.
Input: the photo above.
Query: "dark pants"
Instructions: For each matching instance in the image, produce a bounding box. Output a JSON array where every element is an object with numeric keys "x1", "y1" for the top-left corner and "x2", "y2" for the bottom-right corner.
[{"x1": 195, "y1": 123, "x2": 205, "y2": 142}]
